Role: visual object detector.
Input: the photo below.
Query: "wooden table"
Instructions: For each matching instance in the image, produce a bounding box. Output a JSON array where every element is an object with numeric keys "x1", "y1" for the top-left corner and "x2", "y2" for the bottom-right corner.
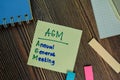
[{"x1": 0, "y1": 0, "x2": 120, "y2": 80}]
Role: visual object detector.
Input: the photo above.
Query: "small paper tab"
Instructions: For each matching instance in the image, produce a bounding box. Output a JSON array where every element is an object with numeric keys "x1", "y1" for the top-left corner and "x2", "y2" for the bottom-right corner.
[
  {"x1": 66, "y1": 72, "x2": 75, "y2": 80},
  {"x1": 89, "y1": 38, "x2": 120, "y2": 73},
  {"x1": 84, "y1": 66, "x2": 94, "y2": 80}
]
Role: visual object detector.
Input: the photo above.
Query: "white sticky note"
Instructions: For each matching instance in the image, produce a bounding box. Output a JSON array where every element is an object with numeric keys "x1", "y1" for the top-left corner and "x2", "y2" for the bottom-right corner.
[
  {"x1": 91, "y1": 0, "x2": 120, "y2": 38},
  {"x1": 109, "y1": 0, "x2": 120, "y2": 20},
  {"x1": 89, "y1": 38, "x2": 120, "y2": 73}
]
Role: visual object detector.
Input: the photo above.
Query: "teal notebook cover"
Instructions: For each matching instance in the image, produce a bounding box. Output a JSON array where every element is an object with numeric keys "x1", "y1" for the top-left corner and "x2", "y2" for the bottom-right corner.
[
  {"x1": 91, "y1": 0, "x2": 120, "y2": 38},
  {"x1": 0, "y1": 0, "x2": 32, "y2": 25}
]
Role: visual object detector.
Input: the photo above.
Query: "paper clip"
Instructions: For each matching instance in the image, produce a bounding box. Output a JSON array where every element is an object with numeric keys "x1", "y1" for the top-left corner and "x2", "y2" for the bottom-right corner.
[
  {"x1": 10, "y1": 17, "x2": 15, "y2": 26},
  {"x1": 2, "y1": 18, "x2": 8, "y2": 28},
  {"x1": 18, "y1": 16, "x2": 22, "y2": 25},
  {"x1": 25, "y1": 14, "x2": 29, "y2": 24}
]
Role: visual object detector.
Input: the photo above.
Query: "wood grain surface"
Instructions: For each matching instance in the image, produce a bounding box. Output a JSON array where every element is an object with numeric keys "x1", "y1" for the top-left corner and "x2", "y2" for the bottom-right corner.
[{"x1": 0, "y1": 0, "x2": 120, "y2": 80}]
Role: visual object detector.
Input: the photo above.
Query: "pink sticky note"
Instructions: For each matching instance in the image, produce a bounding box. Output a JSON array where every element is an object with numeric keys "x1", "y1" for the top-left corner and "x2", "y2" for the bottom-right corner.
[{"x1": 84, "y1": 66, "x2": 94, "y2": 80}]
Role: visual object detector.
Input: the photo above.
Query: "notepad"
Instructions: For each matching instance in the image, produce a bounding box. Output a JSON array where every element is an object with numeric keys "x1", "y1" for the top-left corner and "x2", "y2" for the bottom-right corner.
[
  {"x1": 27, "y1": 20, "x2": 82, "y2": 73},
  {"x1": 91, "y1": 0, "x2": 120, "y2": 38},
  {"x1": 0, "y1": 0, "x2": 33, "y2": 27}
]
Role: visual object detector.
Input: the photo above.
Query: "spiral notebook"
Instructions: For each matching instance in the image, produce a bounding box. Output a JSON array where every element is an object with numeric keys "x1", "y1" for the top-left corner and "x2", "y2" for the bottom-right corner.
[{"x1": 0, "y1": 0, "x2": 33, "y2": 27}]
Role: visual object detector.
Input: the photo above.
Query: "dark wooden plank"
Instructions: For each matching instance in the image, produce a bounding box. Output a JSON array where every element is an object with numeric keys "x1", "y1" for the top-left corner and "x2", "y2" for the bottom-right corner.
[{"x1": 0, "y1": 0, "x2": 120, "y2": 80}]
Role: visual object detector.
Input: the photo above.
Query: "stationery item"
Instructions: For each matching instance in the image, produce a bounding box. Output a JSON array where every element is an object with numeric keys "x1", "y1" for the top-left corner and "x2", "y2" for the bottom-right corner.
[
  {"x1": 91, "y1": 0, "x2": 120, "y2": 38},
  {"x1": 84, "y1": 66, "x2": 94, "y2": 80},
  {"x1": 66, "y1": 72, "x2": 75, "y2": 80},
  {"x1": 109, "y1": 0, "x2": 120, "y2": 20},
  {"x1": 89, "y1": 38, "x2": 120, "y2": 73},
  {"x1": 0, "y1": 0, "x2": 33, "y2": 28},
  {"x1": 27, "y1": 20, "x2": 82, "y2": 73}
]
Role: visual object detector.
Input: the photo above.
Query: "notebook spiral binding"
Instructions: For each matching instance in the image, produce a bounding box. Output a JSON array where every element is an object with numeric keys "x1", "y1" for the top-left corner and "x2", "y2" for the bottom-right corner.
[{"x1": 2, "y1": 14, "x2": 30, "y2": 28}]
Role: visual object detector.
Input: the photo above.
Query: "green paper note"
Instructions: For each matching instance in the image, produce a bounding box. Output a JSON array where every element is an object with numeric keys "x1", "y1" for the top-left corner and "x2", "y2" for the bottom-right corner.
[{"x1": 27, "y1": 20, "x2": 82, "y2": 73}]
